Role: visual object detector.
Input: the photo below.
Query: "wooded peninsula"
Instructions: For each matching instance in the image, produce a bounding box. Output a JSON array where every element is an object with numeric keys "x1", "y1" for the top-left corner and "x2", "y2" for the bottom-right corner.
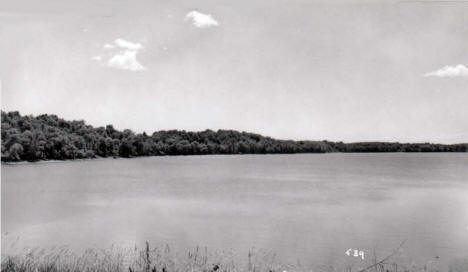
[{"x1": 1, "y1": 111, "x2": 467, "y2": 162}]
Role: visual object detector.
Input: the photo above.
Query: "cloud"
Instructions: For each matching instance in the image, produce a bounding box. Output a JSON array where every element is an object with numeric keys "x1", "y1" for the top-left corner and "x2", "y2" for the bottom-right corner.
[
  {"x1": 185, "y1": 11, "x2": 218, "y2": 28},
  {"x1": 107, "y1": 50, "x2": 145, "y2": 71},
  {"x1": 424, "y1": 64, "x2": 468, "y2": 78},
  {"x1": 95, "y1": 39, "x2": 146, "y2": 71},
  {"x1": 114, "y1": 38, "x2": 143, "y2": 50}
]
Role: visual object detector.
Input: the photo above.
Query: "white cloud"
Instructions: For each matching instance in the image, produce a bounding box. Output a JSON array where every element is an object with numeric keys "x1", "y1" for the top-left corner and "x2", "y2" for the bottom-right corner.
[
  {"x1": 114, "y1": 38, "x2": 143, "y2": 50},
  {"x1": 107, "y1": 50, "x2": 145, "y2": 71},
  {"x1": 185, "y1": 11, "x2": 218, "y2": 28},
  {"x1": 96, "y1": 38, "x2": 146, "y2": 71},
  {"x1": 424, "y1": 64, "x2": 468, "y2": 78}
]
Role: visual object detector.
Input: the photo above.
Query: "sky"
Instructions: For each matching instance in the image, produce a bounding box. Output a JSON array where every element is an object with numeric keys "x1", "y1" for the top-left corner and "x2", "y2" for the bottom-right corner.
[{"x1": 0, "y1": 0, "x2": 467, "y2": 143}]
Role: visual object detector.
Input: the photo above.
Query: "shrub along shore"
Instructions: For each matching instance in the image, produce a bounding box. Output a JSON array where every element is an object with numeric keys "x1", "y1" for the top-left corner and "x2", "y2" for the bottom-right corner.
[{"x1": 2, "y1": 111, "x2": 467, "y2": 162}]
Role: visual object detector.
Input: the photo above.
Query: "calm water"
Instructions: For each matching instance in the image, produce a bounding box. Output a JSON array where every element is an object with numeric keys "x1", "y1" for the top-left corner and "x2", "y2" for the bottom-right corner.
[{"x1": 2, "y1": 154, "x2": 468, "y2": 268}]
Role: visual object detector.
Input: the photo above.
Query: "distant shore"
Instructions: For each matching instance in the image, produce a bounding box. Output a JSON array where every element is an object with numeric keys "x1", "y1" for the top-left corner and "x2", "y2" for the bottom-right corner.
[
  {"x1": 2, "y1": 111, "x2": 467, "y2": 163},
  {"x1": 2, "y1": 151, "x2": 467, "y2": 165}
]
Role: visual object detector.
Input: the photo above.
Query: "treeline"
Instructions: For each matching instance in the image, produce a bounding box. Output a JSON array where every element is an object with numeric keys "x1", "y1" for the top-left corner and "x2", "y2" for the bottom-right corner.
[{"x1": 1, "y1": 111, "x2": 467, "y2": 162}]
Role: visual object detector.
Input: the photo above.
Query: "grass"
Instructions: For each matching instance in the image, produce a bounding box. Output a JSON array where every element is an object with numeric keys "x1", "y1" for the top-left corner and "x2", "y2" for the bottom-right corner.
[
  {"x1": 1, "y1": 242, "x2": 299, "y2": 272},
  {"x1": 1, "y1": 242, "x2": 467, "y2": 272}
]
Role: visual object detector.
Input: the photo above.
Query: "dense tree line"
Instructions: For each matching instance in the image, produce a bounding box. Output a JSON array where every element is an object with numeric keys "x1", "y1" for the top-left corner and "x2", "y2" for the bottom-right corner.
[{"x1": 1, "y1": 111, "x2": 466, "y2": 162}]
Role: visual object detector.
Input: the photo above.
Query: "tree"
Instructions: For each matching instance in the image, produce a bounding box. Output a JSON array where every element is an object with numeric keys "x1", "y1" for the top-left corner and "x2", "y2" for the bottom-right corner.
[
  {"x1": 9, "y1": 143, "x2": 23, "y2": 161},
  {"x1": 1, "y1": 110, "x2": 466, "y2": 162}
]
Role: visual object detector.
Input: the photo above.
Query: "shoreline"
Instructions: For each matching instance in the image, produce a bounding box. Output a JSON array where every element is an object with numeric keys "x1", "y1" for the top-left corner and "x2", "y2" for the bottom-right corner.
[{"x1": 2, "y1": 151, "x2": 467, "y2": 165}]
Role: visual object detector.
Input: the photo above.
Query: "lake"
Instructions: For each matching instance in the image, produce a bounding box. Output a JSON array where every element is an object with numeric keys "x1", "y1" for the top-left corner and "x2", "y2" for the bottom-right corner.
[{"x1": 2, "y1": 153, "x2": 468, "y2": 270}]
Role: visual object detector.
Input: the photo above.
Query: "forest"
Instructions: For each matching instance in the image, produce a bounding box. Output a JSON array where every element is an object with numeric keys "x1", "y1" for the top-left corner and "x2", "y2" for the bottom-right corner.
[{"x1": 1, "y1": 111, "x2": 467, "y2": 162}]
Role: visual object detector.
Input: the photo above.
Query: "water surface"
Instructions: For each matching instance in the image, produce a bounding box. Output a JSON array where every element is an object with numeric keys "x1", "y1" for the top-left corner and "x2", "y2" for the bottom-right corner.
[{"x1": 2, "y1": 154, "x2": 468, "y2": 269}]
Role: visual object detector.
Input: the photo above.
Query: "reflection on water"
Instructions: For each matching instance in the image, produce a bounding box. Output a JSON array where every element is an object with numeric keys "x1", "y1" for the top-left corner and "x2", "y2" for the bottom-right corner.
[{"x1": 2, "y1": 153, "x2": 468, "y2": 269}]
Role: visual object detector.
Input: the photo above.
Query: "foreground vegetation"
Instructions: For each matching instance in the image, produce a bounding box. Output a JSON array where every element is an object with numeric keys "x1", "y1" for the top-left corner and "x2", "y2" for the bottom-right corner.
[
  {"x1": 3, "y1": 242, "x2": 466, "y2": 272},
  {"x1": 1, "y1": 243, "x2": 300, "y2": 272},
  {"x1": 2, "y1": 111, "x2": 467, "y2": 162}
]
